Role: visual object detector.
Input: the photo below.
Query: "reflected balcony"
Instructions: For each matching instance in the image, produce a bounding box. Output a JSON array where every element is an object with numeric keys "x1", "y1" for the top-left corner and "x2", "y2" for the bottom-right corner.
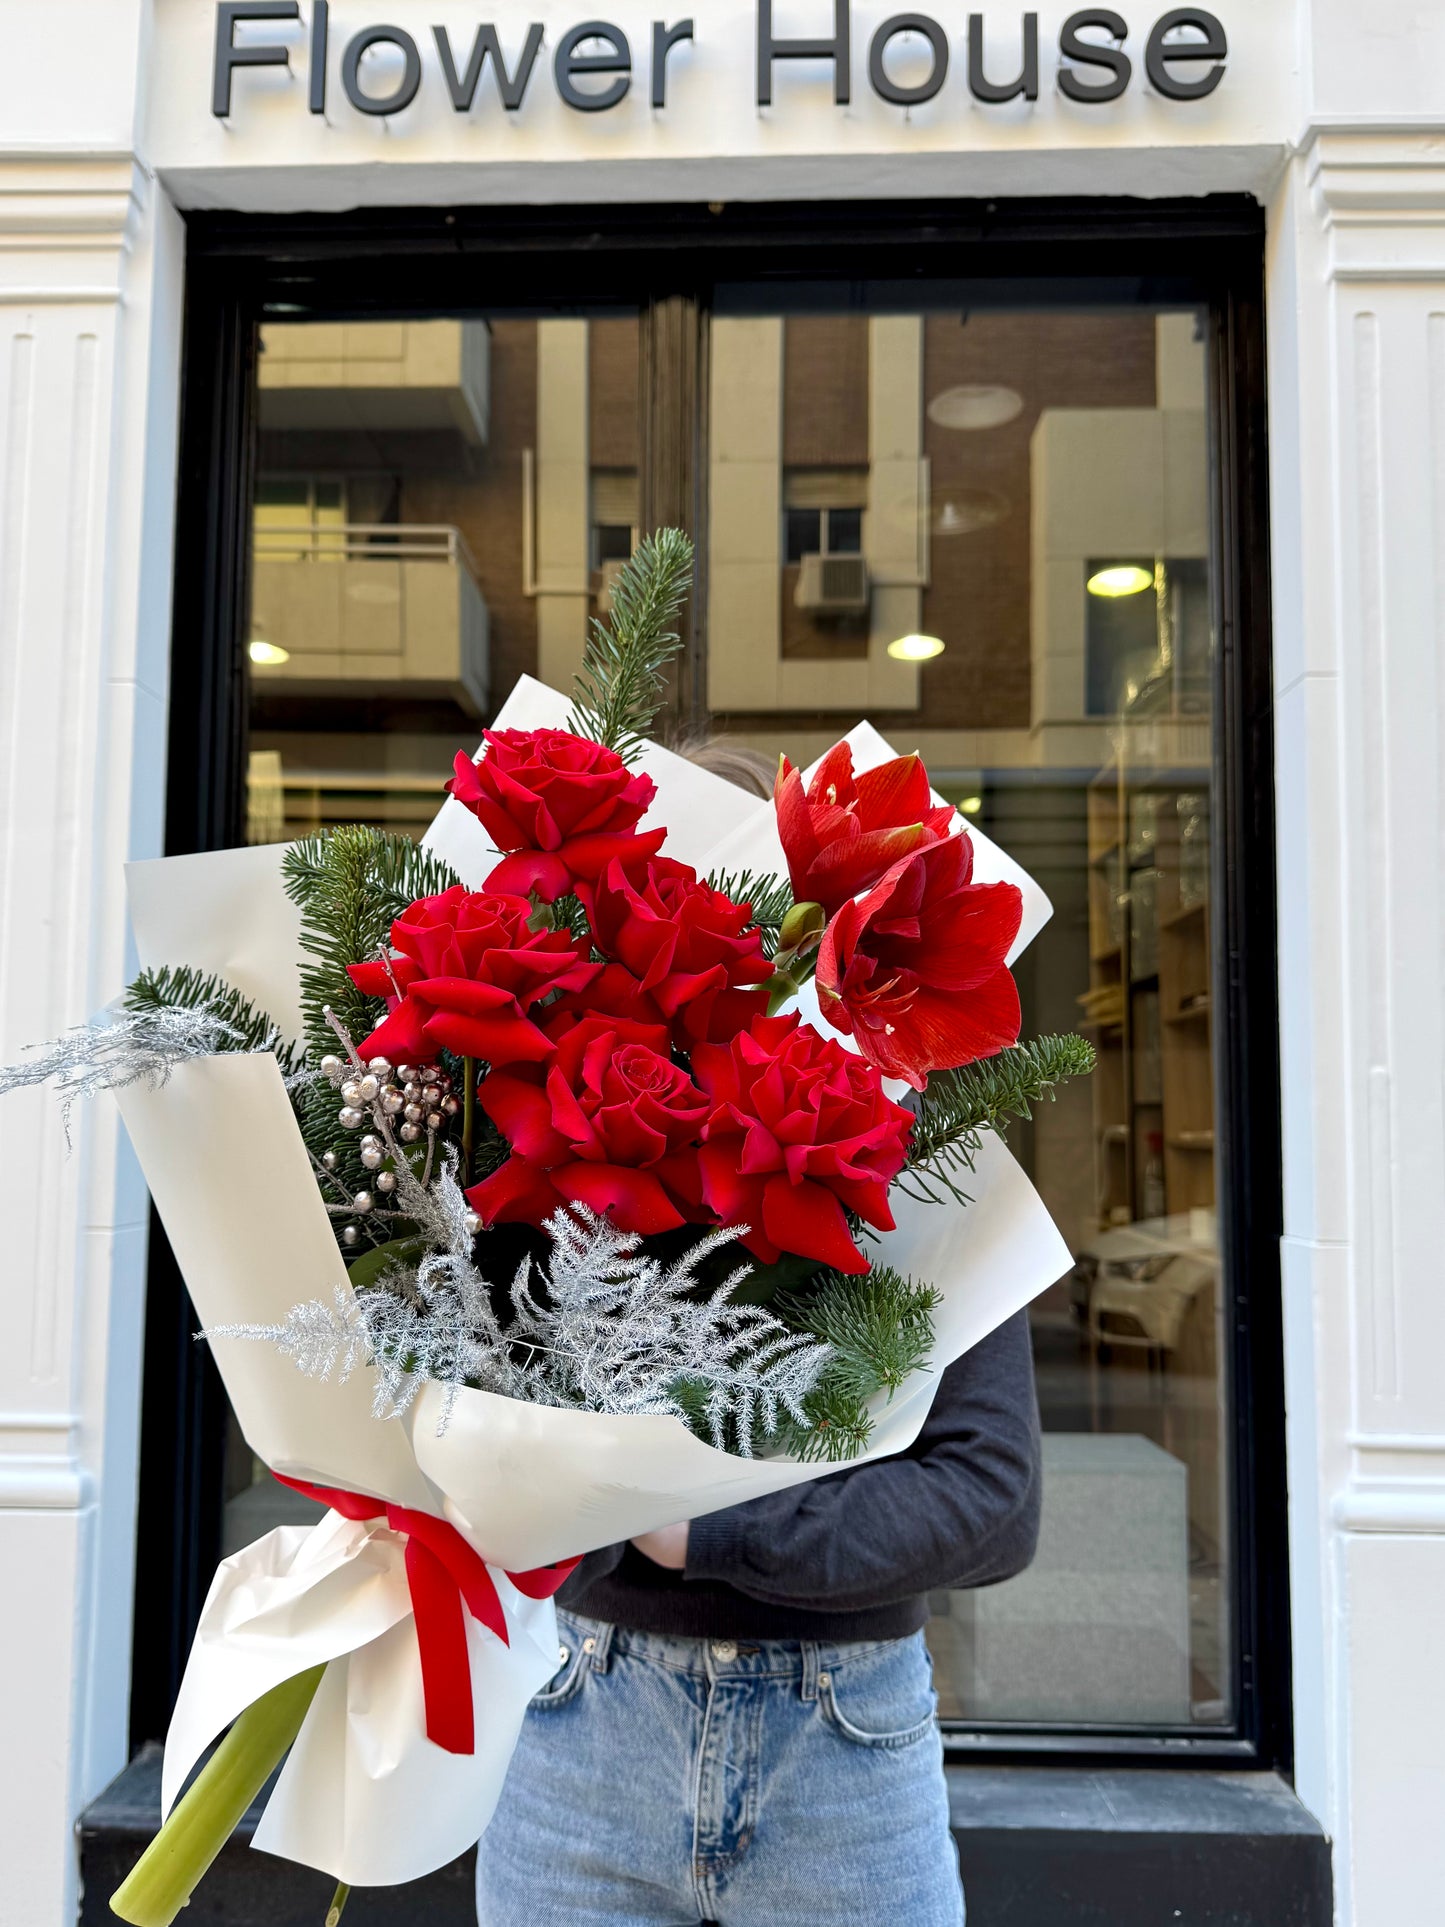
[
  {"x1": 249, "y1": 522, "x2": 490, "y2": 717},
  {"x1": 258, "y1": 320, "x2": 490, "y2": 445}
]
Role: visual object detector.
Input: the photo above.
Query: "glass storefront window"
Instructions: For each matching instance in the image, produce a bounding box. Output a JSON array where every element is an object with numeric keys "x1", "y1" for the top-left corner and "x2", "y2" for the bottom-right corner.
[
  {"x1": 705, "y1": 295, "x2": 1229, "y2": 1731},
  {"x1": 230, "y1": 287, "x2": 1233, "y2": 1734}
]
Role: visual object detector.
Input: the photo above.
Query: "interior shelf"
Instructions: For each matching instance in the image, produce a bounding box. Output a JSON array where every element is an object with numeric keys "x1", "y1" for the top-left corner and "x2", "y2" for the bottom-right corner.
[
  {"x1": 1165, "y1": 998, "x2": 1211, "y2": 1024},
  {"x1": 1161, "y1": 898, "x2": 1207, "y2": 932}
]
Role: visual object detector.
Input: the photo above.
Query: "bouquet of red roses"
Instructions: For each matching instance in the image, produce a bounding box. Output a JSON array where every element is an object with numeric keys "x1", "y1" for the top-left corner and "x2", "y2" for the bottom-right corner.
[{"x1": 2, "y1": 533, "x2": 1087, "y2": 1924}]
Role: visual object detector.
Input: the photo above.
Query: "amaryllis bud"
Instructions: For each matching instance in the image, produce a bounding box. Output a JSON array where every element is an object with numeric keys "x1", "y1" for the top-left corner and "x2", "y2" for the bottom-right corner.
[{"x1": 776, "y1": 899, "x2": 827, "y2": 959}]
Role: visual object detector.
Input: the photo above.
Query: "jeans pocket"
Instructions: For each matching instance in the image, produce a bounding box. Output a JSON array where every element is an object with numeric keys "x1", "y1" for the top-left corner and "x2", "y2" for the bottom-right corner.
[
  {"x1": 529, "y1": 1628, "x2": 594, "y2": 1710},
  {"x1": 817, "y1": 1638, "x2": 938, "y2": 1751}
]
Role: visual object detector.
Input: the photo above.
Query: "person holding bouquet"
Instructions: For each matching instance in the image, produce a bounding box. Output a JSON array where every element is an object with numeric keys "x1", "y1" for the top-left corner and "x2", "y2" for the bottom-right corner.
[
  {"x1": 473, "y1": 741, "x2": 1044, "y2": 1927},
  {"x1": 4, "y1": 534, "x2": 1080, "y2": 1927}
]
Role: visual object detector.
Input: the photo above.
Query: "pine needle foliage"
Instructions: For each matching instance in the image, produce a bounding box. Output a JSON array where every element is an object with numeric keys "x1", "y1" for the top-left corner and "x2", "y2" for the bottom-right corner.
[
  {"x1": 770, "y1": 1267, "x2": 942, "y2": 1462},
  {"x1": 705, "y1": 869, "x2": 795, "y2": 959},
  {"x1": 549, "y1": 892, "x2": 591, "y2": 944},
  {"x1": 282, "y1": 828, "x2": 459, "y2": 1038},
  {"x1": 123, "y1": 966, "x2": 304, "y2": 1077},
  {"x1": 783, "y1": 1268, "x2": 941, "y2": 1399},
  {"x1": 901, "y1": 1033, "x2": 1096, "y2": 1205},
  {"x1": 566, "y1": 528, "x2": 693, "y2": 763},
  {"x1": 280, "y1": 828, "x2": 461, "y2": 1188}
]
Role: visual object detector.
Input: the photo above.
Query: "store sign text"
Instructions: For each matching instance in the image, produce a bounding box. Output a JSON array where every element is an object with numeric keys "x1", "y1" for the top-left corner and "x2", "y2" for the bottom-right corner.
[{"x1": 213, "y1": 3, "x2": 1228, "y2": 118}]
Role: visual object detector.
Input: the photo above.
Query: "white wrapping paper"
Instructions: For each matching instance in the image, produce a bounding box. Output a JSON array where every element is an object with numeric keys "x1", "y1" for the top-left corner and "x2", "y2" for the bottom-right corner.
[
  {"x1": 116, "y1": 684, "x2": 1071, "y2": 1886},
  {"x1": 422, "y1": 675, "x2": 1053, "y2": 962}
]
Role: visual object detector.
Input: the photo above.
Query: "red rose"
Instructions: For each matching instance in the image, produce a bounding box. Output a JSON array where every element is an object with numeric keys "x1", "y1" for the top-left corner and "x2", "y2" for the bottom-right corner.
[
  {"x1": 468, "y1": 1014, "x2": 708, "y2": 1235},
  {"x1": 584, "y1": 857, "x2": 772, "y2": 1047},
  {"x1": 448, "y1": 728, "x2": 664, "y2": 901},
  {"x1": 775, "y1": 742, "x2": 955, "y2": 915},
  {"x1": 816, "y1": 834, "x2": 1022, "y2": 1090},
  {"x1": 537, "y1": 960, "x2": 666, "y2": 1045},
  {"x1": 347, "y1": 885, "x2": 600, "y2": 1066},
  {"x1": 691, "y1": 1014, "x2": 914, "y2": 1275}
]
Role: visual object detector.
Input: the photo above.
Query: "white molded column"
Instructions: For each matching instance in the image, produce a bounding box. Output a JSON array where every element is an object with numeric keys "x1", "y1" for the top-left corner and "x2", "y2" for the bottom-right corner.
[
  {"x1": 0, "y1": 131, "x2": 184, "y2": 1925},
  {"x1": 861, "y1": 314, "x2": 922, "y2": 713},
  {"x1": 534, "y1": 318, "x2": 592, "y2": 692},
  {"x1": 707, "y1": 315, "x2": 784, "y2": 714},
  {"x1": 1269, "y1": 127, "x2": 1445, "y2": 1926}
]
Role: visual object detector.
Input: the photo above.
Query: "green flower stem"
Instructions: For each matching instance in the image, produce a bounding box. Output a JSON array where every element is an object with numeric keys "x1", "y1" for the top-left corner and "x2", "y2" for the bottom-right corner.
[
  {"x1": 325, "y1": 1882, "x2": 352, "y2": 1925},
  {"x1": 765, "y1": 969, "x2": 799, "y2": 1017},
  {"x1": 765, "y1": 952, "x2": 820, "y2": 1017},
  {"x1": 462, "y1": 1055, "x2": 478, "y2": 1188},
  {"x1": 110, "y1": 1664, "x2": 326, "y2": 1926}
]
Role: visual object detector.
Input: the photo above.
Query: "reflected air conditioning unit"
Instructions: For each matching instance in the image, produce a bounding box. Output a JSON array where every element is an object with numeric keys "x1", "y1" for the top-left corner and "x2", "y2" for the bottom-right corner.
[{"x1": 795, "y1": 552, "x2": 870, "y2": 613}]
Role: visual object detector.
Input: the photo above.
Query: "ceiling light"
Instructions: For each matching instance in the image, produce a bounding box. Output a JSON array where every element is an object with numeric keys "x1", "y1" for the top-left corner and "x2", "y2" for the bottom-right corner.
[
  {"x1": 926, "y1": 385, "x2": 1024, "y2": 431},
  {"x1": 249, "y1": 639, "x2": 291, "y2": 666},
  {"x1": 1086, "y1": 564, "x2": 1154, "y2": 599},
  {"x1": 933, "y1": 489, "x2": 1009, "y2": 536},
  {"x1": 960, "y1": 795, "x2": 983, "y2": 815},
  {"x1": 887, "y1": 633, "x2": 946, "y2": 662}
]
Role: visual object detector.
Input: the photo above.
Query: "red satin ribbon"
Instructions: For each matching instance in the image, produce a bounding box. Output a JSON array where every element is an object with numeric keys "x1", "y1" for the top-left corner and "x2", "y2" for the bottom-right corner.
[{"x1": 274, "y1": 1473, "x2": 580, "y2": 1756}]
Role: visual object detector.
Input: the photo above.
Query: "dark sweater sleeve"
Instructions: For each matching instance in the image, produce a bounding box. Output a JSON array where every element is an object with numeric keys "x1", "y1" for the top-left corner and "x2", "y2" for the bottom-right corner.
[{"x1": 681, "y1": 1310, "x2": 1042, "y2": 1613}]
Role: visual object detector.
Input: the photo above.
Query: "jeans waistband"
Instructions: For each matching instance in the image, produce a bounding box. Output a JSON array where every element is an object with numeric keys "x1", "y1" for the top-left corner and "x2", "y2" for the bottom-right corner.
[{"x1": 556, "y1": 1608, "x2": 904, "y2": 1692}]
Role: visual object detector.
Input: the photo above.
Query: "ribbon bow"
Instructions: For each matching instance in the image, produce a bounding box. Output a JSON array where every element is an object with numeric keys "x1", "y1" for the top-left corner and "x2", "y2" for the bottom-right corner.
[{"x1": 275, "y1": 1474, "x2": 579, "y2": 1756}]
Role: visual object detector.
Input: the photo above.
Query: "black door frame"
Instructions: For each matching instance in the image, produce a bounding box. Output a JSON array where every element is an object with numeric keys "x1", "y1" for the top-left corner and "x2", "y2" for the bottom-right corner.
[{"x1": 132, "y1": 195, "x2": 1287, "y2": 1775}]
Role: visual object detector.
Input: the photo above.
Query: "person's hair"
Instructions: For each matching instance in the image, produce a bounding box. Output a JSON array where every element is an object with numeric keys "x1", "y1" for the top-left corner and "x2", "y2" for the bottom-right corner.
[{"x1": 669, "y1": 730, "x2": 777, "y2": 800}]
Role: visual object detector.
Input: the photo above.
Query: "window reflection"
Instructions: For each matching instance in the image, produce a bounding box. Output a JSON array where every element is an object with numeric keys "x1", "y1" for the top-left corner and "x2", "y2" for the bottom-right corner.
[
  {"x1": 707, "y1": 300, "x2": 1228, "y2": 1729},
  {"x1": 237, "y1": 299, "x2": 1229, "y2": 1732}
]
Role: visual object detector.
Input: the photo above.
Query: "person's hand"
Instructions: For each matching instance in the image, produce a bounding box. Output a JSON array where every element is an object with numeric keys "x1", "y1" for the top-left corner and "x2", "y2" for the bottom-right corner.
[{"x1": 631, "y1": 1522, "x2": 689, "y2": 1570}]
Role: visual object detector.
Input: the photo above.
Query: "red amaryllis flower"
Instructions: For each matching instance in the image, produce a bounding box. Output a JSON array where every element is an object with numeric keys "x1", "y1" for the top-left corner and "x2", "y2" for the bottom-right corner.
[
  {"x1": 775, "y1": 742, "x2": 955, "y2": 915},
  {"x1": 583, "y1": 856, "x2": 772, "y2": 1048},
  {"x1": 691, "y1": 1014, "x2": 914, "y2": 1275},
  {"x1": 468, "y1": 1014, "x2": 708, "y2": 1235},
  {"x1": 347, "y1": 885, "x2": 600, "y2": 1067},
  {"x1": 448, "y1": 727, "x2": 665, "y2": 901},
  {"x1": 816, "y1": 834, "x2": 1022, "y2": 1090}
]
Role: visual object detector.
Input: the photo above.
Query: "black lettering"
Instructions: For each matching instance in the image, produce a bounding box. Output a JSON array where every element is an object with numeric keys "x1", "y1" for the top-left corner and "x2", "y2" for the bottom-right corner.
[
  {"x1": 434, "y1": 23, "x2": 544, "y2": 111},
  {"x1": 309, "y1": 0, "x2": 327, "y2": 114},
  {"x1": 757, "y1": 0, "x2": 850, "y2": 107},
  {"x1": 1058, "y1": 9, "x2": 1131, "y2": 102},
  {"x1": 651, "y1": 18, "x2": 694, "y2": 108},
  {"x1": 868, "y1": 14, "x2": 947, "y2": 106},
  {"x1": 213, "y1": 1, "x2": 299, "y2": 118},
  {"x1": 968, "y1": 12, "x2": 1038, "y2": 102},
  {"x1": 1145, "y1": 8, "x2": 1225, "y2": 99},
  {"x1": 554, "y1": 20, "x2": 632, "y2": 112},
  {"x1": 341, "y1": 24, "x2": 423, "y2": 115}
]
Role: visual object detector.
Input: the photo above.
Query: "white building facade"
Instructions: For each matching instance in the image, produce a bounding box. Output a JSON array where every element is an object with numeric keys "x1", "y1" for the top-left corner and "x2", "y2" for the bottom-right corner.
[{"x1": 2, "y1": 4, "x2": 1445, "y2": 1921}]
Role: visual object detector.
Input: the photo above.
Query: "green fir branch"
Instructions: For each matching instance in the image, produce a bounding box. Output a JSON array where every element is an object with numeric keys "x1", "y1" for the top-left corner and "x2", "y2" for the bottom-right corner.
[
  {"x1": 281, "y1": 828, "x2": 460, "y2": 1050},
  {"x1": 122, "y1": 966, "x2": 304, "y2": 1078},
  {"x1": 566, "y1": 528, "x2": 693, "y2": 763},
  {"x1": 280, "y1": 828, "x2": 462, "y2": 1190},
  {"x1": 901, "y1": 1033, "x2": 1096, "y2": 1206},
  {"x1": 549, "y1": 892, "x2": 591, "y2": 943},
  {"x1": 747, "y1": 1265, "x2": 941, "y2": 1463},
  {"x1": 282, "y1": 830, "x2": 459, "y2": 931},
  {"x1": 779, "y1": 1267, "x2": 941, "y2": 1400}
]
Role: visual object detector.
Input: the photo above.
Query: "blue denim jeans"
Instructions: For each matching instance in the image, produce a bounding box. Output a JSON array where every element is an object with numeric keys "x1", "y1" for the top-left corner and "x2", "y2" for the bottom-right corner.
[{"x1": 475, "y1": 1609, "x2": 964, "y2": 1926}]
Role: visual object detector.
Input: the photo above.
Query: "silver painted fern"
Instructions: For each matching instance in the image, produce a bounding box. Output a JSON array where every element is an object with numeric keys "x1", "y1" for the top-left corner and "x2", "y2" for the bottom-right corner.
[
  {"x1": 212, "y1": 1198, "x2": 833, "y2": 1451},
  {"x1": 507, "y1": 1209, "x2": 834, "y2": 1451},
  {"x1": 0, "y1": 1006, "x2": 250, "y2": 1137}
]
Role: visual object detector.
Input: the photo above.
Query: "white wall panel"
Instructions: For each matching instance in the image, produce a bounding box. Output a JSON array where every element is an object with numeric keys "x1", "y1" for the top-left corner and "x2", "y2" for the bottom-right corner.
[{"x1": 0, "y1": 69, "x2": 185, "y2": 1919}]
